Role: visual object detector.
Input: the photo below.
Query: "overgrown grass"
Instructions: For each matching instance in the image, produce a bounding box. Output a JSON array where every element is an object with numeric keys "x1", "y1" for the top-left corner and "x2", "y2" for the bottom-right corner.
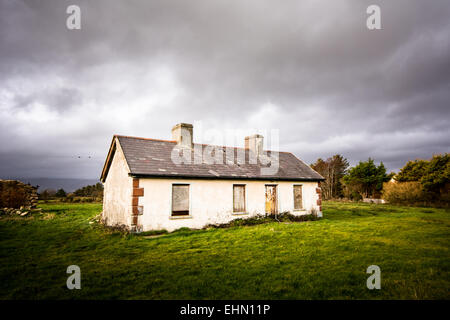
[{"x1": 0, "y1": 201, "x2": 449, "y2": 299}]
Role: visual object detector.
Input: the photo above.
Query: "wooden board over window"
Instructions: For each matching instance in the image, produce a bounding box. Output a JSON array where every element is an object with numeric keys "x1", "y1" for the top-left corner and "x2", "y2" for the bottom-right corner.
[
  {"x1": 233, "y1": 185, "x2": 246, "y2": 212},
  {"x1": 172, "y1": 184, "x2": 189, "y2": 216},
  {"x1": 293, "y1": 185, "x2": 303, "y2": 210}
]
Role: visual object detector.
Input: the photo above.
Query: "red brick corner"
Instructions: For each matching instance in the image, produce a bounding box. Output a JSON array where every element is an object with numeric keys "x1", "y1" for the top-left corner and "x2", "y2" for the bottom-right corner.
[{"x1": 131, "y1": 178, "x2": 144, "y2": 231}]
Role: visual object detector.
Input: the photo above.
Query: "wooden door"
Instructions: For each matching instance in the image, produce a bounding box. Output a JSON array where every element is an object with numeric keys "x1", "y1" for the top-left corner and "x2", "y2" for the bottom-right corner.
[{"x1": 265, "y1": 185, "x2": 278, "y2": 215}]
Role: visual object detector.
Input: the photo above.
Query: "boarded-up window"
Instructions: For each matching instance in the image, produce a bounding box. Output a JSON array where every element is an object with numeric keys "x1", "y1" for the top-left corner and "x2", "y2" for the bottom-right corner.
[
  {"x1": 172, "y1": 184, "x2": 189, "y2": 216},
  {"x1": 293, "y1": 185, "x2": 303, "y2": 210},
  {"x1": 233, "y1": 185, "x2": 246, "y2": 212}
]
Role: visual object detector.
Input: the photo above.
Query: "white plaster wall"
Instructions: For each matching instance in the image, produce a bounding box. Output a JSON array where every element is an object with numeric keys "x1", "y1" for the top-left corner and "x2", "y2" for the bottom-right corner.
[
  {"x1": 102, "y1": 140, "x2": 132, "y2": 227},
  {"x1": 138, "y1": 179, "x2": 321, "y2": 232}
]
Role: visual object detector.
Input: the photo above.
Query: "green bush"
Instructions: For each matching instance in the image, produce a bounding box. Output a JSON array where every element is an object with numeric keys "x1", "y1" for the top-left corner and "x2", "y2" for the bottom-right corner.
[
  {"x1": 204, "y1": 211, "x2": 319, "y2": 229},
  {"x1": 350, "y1": 191, "x2": 363, "y2": 201},
  {"x1": 382, "y1": 181, "x2": 428, "y2": 205},
  {"x1": 396, "y1": 153, "x2": 449, "y2": 201}
]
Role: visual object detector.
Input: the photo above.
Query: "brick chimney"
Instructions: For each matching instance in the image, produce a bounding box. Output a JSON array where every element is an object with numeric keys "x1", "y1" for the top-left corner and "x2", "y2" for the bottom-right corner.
[
  {"x1": 245, "y1": 134, "x2": 264, "y2": 156},
  {"x1": 172, "y1": 123, "x2": 193, "y2": 148}
]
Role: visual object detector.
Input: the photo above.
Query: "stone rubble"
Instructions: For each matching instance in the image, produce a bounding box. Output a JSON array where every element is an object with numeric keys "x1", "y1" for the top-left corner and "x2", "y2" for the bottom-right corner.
[
  {"x1": 0, "y1": 180, "x2": 39, "y2": 217},
  {"x1": 0, "y1": 206, "x2": 41, "y2": 217}
]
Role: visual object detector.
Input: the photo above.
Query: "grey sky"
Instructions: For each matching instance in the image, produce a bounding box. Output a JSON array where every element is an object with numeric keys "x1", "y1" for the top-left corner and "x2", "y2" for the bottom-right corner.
[{"x1": 1, "y1": 0, "x2": 449, "y2": 179}]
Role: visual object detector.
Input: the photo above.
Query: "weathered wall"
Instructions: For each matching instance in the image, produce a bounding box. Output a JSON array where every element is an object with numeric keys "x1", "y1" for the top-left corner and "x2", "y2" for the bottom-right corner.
[
  {"x1": 102, "y1": 139, "x2": 132, "y2": 227},
  {"x1": 138, "y1": 178, "x2": 321, "y2": 232},
  {"x1": 0, "y1": 180, "x2": 38, "y2": 209}
]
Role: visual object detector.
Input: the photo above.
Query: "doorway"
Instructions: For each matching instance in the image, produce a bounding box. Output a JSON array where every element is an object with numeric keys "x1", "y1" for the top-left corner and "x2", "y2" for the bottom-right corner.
[{"x1": 265, "y1": 185, "x2": 278, "y2": 215}]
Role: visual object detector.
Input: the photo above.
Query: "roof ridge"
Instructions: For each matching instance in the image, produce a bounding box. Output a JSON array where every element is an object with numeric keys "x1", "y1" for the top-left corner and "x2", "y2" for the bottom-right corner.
[
  {"x1": 193, "y1": 143, "x2": 290, "y2": 154},
  {"x1": 115, "y1": 135, "x2": 176, "y2": 143},
  {"x1": 115, "y1": 134, "x2": 291, "y2": 153}
]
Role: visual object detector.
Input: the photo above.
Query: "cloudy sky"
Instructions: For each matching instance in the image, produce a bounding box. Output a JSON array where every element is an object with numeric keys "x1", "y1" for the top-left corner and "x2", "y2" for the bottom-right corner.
[{"x1": 1, "y1": 0, "x2": 449, "y2": 180}]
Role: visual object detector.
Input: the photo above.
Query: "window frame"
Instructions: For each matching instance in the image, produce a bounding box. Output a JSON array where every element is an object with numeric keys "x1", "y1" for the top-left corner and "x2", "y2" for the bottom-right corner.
[
  {"x1": 170, "y1": 183, "x2": 191, "y2": 218},
  {"x1": 293, "y1": 184, "x2": 304, "y2": 211},
  {"x1": 232, "y1": 184, "x2": 248, "y2": 215}
]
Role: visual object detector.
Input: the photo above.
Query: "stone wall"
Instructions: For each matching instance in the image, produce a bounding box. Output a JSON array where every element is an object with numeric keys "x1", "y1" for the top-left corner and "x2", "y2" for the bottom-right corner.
[
  {"x1": 0, "y1": 180, "x2": 38, "y2": 209},
  {"x1": 362, "y1": 198, "x2": 386, "y2": 204}
]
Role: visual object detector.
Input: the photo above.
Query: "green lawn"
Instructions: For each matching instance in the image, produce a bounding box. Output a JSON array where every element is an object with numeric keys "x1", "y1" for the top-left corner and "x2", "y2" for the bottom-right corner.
[{"x1": 0, "y1": 201, "x2": 449, "y2": 299}]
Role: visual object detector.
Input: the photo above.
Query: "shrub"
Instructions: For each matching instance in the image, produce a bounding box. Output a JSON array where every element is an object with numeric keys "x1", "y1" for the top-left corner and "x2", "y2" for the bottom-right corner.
[
  {"x1": 396, "y1": 153, "x2": 449, "y2": 200},
  {"x1": 204, "y1": 212, "x2": 319, "y2": 229},
  {"x1": 55, "y1": 189, "x2": 67, "y2": 198},
  {"x1": 73, "y1": 183, "x2": 103, "y2": 198},
  {"x1": 0, "y1": 180, "x2": 37, "y2": 208},
  {"x1": 382, "y1": 181, "x2": 427, "y2": 205},
  {"x1": 136, "y1": 230, "x2": 168, "y2": 237},
  {"x1": 349, "y1": 191, "x2": 362, "y2": 201}
]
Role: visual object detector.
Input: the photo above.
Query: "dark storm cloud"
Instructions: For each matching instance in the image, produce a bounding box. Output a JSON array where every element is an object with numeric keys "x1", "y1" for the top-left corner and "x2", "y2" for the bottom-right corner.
[{"x1": 0, "y1": 0, "x2": 449, "y2": 179}]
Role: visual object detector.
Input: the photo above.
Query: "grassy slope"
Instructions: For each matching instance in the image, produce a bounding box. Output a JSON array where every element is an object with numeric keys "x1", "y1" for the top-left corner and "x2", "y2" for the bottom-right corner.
[{"x1": 0, "y1": 201, "x2": 448, "y2": 299}]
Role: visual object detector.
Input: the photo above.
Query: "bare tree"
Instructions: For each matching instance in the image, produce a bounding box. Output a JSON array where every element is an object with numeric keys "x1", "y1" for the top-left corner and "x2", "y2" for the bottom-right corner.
[{"x1": 311, "y1": 155, "x2": 349, "y2": 200}]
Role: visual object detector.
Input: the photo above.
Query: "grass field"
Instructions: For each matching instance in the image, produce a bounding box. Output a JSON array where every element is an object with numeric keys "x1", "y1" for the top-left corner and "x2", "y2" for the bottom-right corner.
[{"x1": 0, "y1": 201, "x2": 449, "y2": 299}]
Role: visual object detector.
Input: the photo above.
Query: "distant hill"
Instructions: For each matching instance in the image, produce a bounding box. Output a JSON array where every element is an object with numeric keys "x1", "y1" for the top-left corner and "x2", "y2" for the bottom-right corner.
[{"x1": 4, "y1": 178, "x2": 100, "y2": 193}]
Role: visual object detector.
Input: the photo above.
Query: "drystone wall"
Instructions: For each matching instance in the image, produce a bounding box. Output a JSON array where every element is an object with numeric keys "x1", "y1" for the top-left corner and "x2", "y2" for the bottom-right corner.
[{"x1": 0, "y1": 180, "x2": 38, "y2": 216}]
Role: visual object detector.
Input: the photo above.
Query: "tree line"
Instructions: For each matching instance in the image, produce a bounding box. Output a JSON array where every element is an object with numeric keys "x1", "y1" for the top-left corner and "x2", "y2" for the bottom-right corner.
[
  {"x1": 311, "y1": 153, "x2": 448, "y2": 206},
  {"x1": 39, "y1": 183, "x2": 103, "y2": 202},
  {"x1": 384, "y1": 154, "x2": 449, "y2": 205},
  {"x1": 36, "y1": 153, "x2": 449, "y2": 206}
]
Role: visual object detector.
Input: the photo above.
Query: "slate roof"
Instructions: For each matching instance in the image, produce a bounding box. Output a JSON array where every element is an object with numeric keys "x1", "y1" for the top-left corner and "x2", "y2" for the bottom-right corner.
[{"x1": 101, "y1": 135, "x2": 324, "y2": 182}]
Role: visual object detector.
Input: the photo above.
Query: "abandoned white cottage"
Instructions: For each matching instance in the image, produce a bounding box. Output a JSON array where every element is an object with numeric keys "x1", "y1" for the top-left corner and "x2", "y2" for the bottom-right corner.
[{"x1": 100, "y1": 123, "x2": 324, "y2": 232}]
